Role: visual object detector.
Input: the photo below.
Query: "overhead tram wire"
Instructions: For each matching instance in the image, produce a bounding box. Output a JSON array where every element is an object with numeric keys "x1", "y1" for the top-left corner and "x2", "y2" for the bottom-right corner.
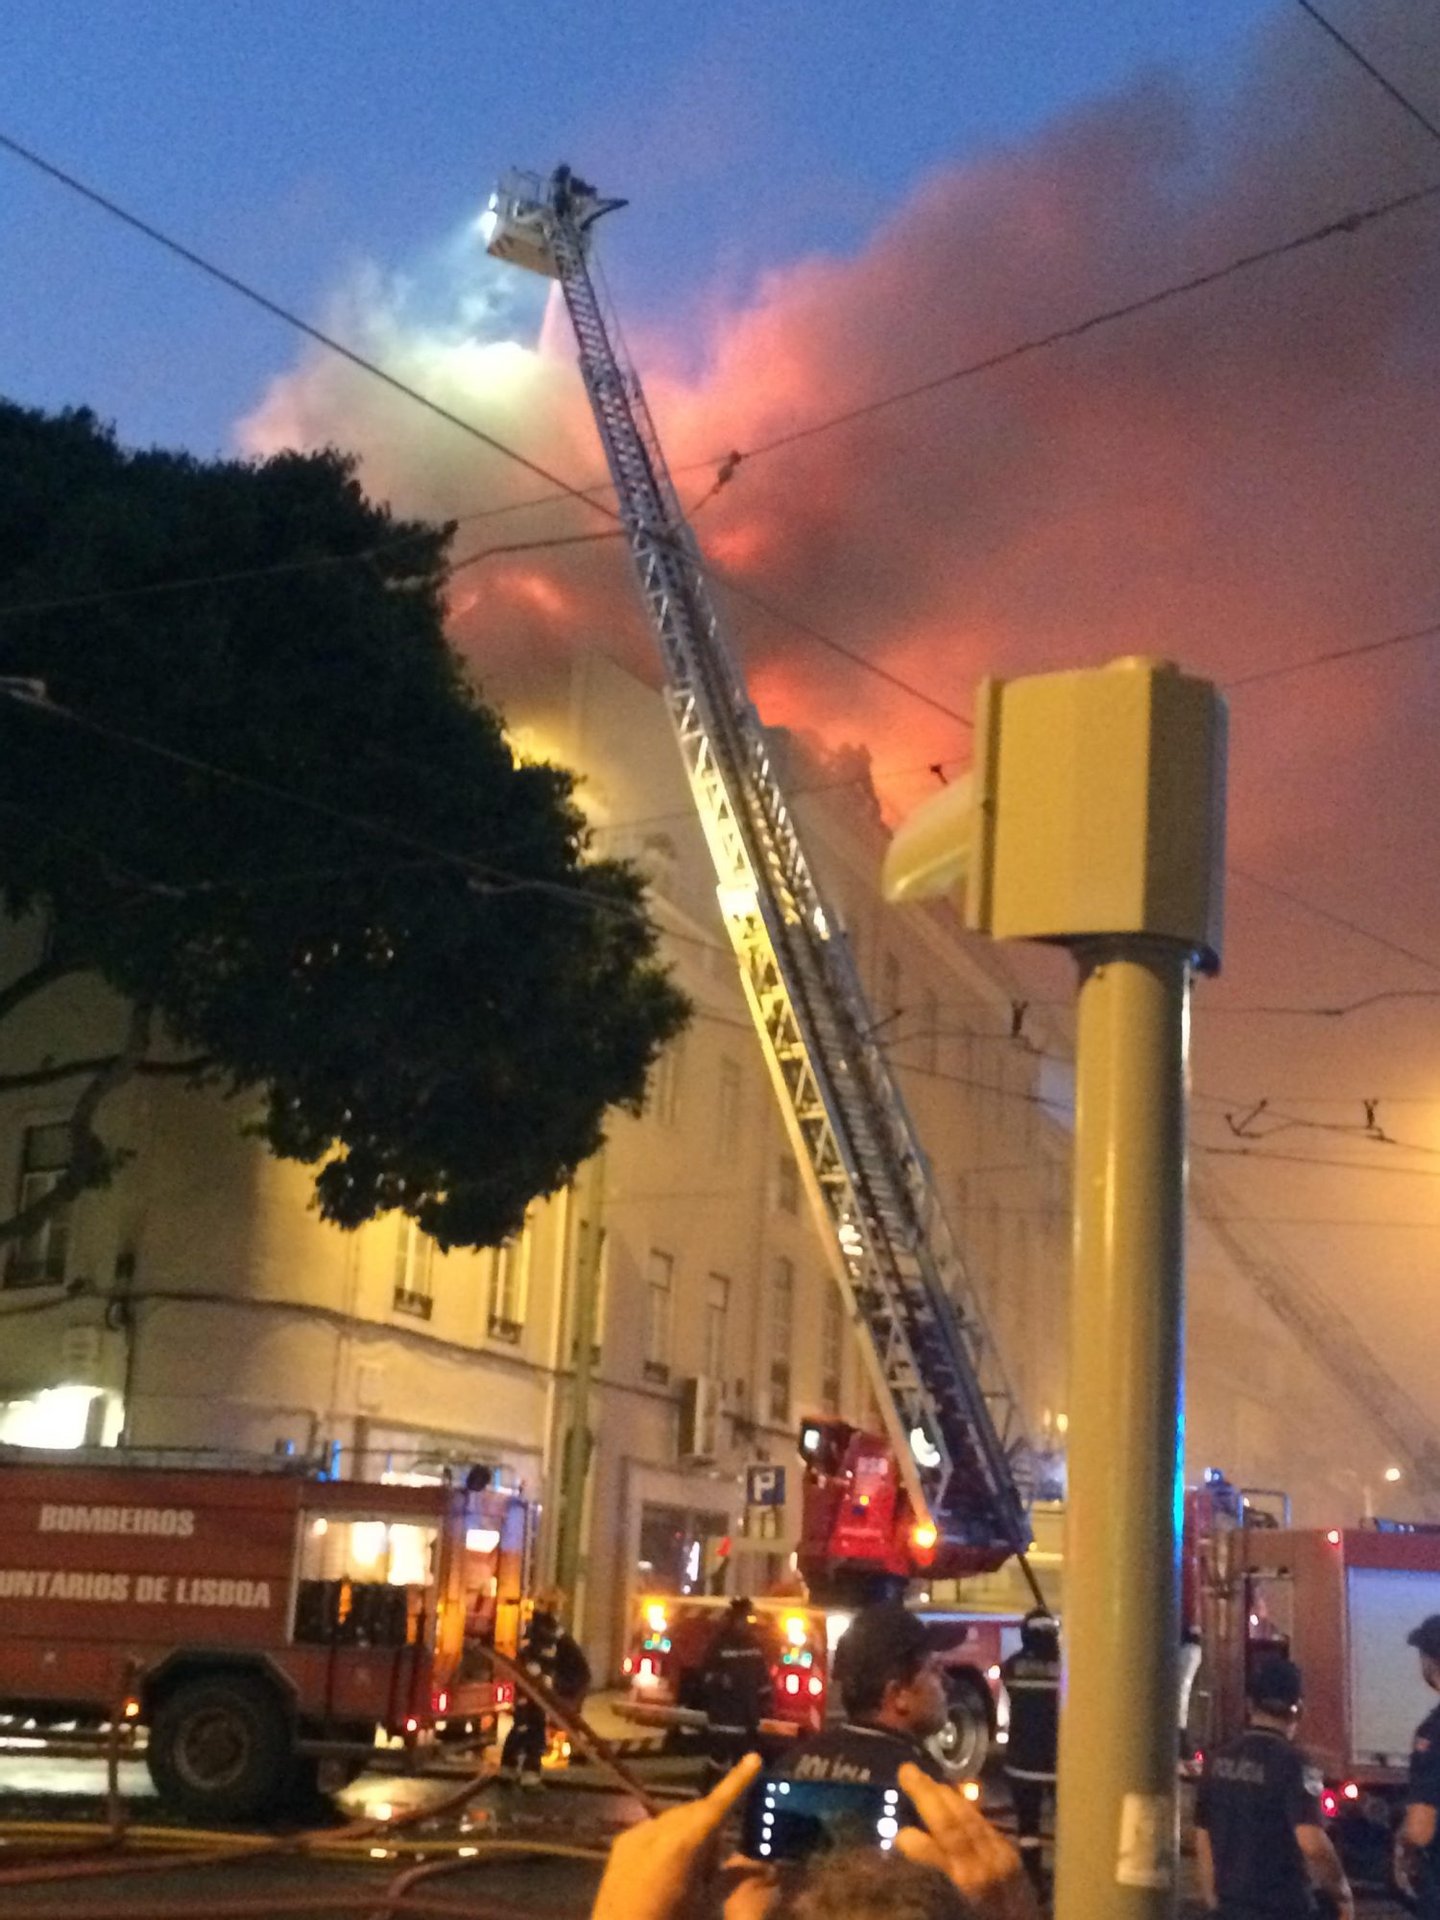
[
  {"x1": 1223, "y1": 612, "x2": 1440, "y2": 691},
  {"x1": 0, "y1": 128, "x2": 970, "y2": 731},
  {"x1": 0, "y1": 682, "x2": 739, "y2": 959},
  {"x1": 1293, "y1": 0, "x2": 1440, "y2": 150},
  {"x1": 8, "y1": 129, "x2": 1436, "y2": 727},
  {"x1": 697, "y1": 176, "x2": 1440, "y2": 470}
]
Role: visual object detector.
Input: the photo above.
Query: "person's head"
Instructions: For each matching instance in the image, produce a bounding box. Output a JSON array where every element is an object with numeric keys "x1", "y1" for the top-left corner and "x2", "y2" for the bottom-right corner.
[
  {"x1": 780, "y1": 1848, "x2": 975, "y2": 1919},
  {"x1": 530, "y1": 1606, "x2": 558, "y2": 1642},
  {"x1": 1020, "y1": 1608, "x2": 1060, "y2": 1657},
  {"x1": 832, "y1": 1603, "x2": 949, "y2": 1739},
  {"x1": 1247, "y1": 1654, "x2": 1303, "y2": 1734},
  {"x1": 728, "y1": 1595, "x2": 755, "y2": 1626},
  {"x1": 1407, "y1": 1615, "x2": 1440, "y2": 1692}
]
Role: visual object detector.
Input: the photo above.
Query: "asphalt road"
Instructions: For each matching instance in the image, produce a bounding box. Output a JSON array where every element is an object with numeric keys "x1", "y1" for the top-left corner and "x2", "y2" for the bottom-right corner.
[{"x1": 0, "y1": 1745, "x2": 1408, "y2": 1917}]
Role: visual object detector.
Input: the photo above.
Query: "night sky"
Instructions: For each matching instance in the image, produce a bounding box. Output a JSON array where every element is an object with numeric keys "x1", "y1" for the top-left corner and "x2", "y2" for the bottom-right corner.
[{"x1": 2, "y1": 2, "x2": 1438, "y2": 1492}]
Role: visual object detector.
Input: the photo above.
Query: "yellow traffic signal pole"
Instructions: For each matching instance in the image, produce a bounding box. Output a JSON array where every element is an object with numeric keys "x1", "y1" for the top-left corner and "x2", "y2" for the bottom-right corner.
[
  {"x1": 884, "y1": 656, "x2": 1225, "y2": 1920},
  {"x1": 1056, "y1": 941, "x2": 1189, "y2": 1917}
]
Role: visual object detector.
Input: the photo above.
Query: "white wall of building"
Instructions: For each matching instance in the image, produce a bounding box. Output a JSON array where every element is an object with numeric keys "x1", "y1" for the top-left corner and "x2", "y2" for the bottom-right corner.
[{"x1": 0, "y1": 651, "x2": 1401, "y2": 1674}]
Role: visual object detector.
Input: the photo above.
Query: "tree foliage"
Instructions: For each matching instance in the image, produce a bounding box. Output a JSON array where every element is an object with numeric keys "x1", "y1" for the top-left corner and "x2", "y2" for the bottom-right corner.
[{"x1": 0, "y1": 401, "x2": 688, "y2": 1249}]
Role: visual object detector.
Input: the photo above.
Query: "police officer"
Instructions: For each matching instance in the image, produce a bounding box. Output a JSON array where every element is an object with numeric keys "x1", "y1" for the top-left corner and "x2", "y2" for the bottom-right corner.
[
  {"x1": 698, "y1": 1596, "x2": 774, "y2": 1785},
  {"x1": 1194, "y1": 1655, "x2": 1352, "y2": 1919},
  {"x1": 1396, "y1": 1613, "x2": 1440, "y2": 1915},
  {"x1": 778, "y1": 1602, "x2": 949, "y2": 1811},
  {"x1": 499, "y1": 1604, "x2": 558, "y2": 1786},
  {"x1": 1001, "y1": 1608, "x2": 1060, "y2": 1895}
]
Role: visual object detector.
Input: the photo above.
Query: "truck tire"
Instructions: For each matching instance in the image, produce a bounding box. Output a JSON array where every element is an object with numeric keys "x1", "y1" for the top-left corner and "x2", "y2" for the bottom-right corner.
[
  {"x1": 929, "y1": 1674, "x2": 992, "y2": 1780},
  {"x1": 147, "y1": 1674, "x2": 291, "y2": 1824}
]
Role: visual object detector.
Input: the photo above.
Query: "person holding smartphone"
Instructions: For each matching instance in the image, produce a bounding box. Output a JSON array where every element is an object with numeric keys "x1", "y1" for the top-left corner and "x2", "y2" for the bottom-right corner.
[
  {"x1": 587, "y1": 1752, "x2": 1039, "y2": 1919},
  {"x1": 776, "y1": 1603, "x2": 951, "y2": 1806}
]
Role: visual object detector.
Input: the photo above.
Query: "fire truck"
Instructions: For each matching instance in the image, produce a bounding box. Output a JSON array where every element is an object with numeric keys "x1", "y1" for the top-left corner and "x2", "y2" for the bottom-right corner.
[
  {"x1": 618, "y1": 1587, "x2": 1017, "y2": 1779},
  {"x1": 484, "y1": 162, "x2": 1035, "y2": 1623},
  {"x1": 0, "y1": 1449, "x2": 529, "y2": 1821},
  {"x1": 485, "y1": 168, "x2": 1043, "y2": 1779},
  {"x1": 1185, "y1": 1472, "x2": 1440, "y2": 1878}
]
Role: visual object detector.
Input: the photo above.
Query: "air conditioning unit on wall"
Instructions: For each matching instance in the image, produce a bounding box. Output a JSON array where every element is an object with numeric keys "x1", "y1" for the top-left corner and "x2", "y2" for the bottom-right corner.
[{"x1": 677, "y1": 1376, "x2": 722, "y2": 1463}]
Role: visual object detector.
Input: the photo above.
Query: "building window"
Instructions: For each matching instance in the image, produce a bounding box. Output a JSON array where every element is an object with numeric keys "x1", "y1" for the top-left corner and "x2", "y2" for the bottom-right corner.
[
  {"x1": 776, "y1": 1153, "x2": 799, "y2": 1215},
  {"x1": 652, "y1": 1037, "x2": 684, "y2": 1128},
  {"x1": 703, "y1": 1273, "x2": 730, "y2": 1381},
  {"x1": 716, "y1": 1057, "x2": 742, "y2": 1156},
  {"x1": 821, "y1": 1287, "x2": 844, "y2": 1414},
  {"x1": 391, "y1": 1216, "x2": 435, "y2": 1319},
  {"x1": 7, "y1": 1124, "x2": 72, "y2": 1289},
  {"x1": 768, "y1": 1256, "x2": 794, "y2": 1423},
  {"x1": 488, "y1": 1223, "x2": 529, "y2": 1344},
  {"x1": 644, "y1": 1249, "x2": 673, "y2": 1383}
]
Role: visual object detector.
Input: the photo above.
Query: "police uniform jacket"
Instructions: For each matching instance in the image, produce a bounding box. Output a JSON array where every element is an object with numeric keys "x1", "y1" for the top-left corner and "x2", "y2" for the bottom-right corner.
[
  {"x1": 1407, "y1": 1700, "x2": 1440, "y2": 1914},
  {"x1": 1001, "y1": 1649, "x2": 1059, "y2": 1783},
  {"x1": 778, "y1": 1721, "x2": 948, "y2": 1802},
  {"x1": 1193, "y1": 1726, "x2": 1324, "y2": 1919}
]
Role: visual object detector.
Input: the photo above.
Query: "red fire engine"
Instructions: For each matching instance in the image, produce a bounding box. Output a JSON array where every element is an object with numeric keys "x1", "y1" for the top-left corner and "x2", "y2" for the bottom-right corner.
[
  {"x1": 0, "y1": 1449, "x2": 530, "y2": 1821},
  {"x1": 619, "y1": 1589, "x2": 1014, "y2": 1779},
  {"x1": 1186, "y1": 1471, "x2": 1440, "y2": 1878}
]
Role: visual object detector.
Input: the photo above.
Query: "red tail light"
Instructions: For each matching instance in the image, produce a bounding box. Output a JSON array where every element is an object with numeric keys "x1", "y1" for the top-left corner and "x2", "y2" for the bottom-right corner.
[
  {"x1": 1321, "y1": 1790, "x2": 1338, "y2": 1819},
  {"x1": 495, "y1": 1681, "x2": 514, "y2": 1708},
  {"x1": 807, "y1": 1676, "x2": 824, "y2": 1697},
  {"x1": 622, "y1": 1655, "x2": 634, "y2": 1676},
  {"x1": 1342, "y1": 1781, "x2": 1359, "y2": 1801},
  {"x1": 433, "y1": 1689, "x2": 448, "y2": 1715},
  {"x1": 785, "y1": 1672, "x2": 801, "y2": 1696}
]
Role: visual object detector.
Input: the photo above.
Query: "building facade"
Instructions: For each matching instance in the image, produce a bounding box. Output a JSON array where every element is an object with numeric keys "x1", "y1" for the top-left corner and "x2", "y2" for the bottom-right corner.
[{"x1": 0, "y1": 652, "x2": 1405, "y2": 1673}]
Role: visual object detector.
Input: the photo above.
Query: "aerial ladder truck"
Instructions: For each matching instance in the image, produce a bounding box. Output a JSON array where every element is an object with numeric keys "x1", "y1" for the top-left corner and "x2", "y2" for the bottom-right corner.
[{"x1": 483, "y1": 167, "x2": 1043, "y2": 1611}]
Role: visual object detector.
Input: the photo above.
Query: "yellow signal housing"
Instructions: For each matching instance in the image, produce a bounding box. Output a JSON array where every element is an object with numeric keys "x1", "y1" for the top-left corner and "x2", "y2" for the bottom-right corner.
[{"x1": 883, "y1": 656, "x2": 1226, "y2": 972}]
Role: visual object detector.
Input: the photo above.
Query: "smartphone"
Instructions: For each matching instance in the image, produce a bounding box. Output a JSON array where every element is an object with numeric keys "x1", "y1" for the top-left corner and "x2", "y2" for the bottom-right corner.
[{"x1": 740, "y1": 1773, "x2": 900, "y2": 1862}]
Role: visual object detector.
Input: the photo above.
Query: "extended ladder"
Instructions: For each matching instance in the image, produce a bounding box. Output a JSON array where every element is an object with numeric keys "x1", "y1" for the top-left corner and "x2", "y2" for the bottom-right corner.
[{"x1": 486, "y1": 168, "x2": 1031, "y2": 1566}]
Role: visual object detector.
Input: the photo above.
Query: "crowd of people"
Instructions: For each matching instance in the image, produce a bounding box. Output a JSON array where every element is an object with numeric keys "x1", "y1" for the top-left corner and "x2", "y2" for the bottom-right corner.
[{"x1": 500, "y1": 1591, "x2": 1440, "y2": 1916}]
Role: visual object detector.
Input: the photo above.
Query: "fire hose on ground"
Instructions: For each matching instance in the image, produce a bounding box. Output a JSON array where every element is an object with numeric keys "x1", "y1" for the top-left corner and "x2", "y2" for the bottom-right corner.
[{"x1": 0, "y1": 1645, "x2": 665, "y2": 1913}]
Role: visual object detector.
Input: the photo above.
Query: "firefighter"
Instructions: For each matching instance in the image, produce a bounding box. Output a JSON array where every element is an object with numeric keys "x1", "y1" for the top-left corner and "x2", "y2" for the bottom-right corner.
[
  {"x1": 697, "y1": 1596, "x2": 774, "y2": 1785},
  {"x1": 777, "y1": 1602, "x2": 949, "y2": 1810},
  {"x1": 1194, "y1": 1655, "x2": 1353, "y2": 1920},
  {"x1": 1396, "y1": 1613, "x2": 1440, "y2": 1916},
  {"x1": 499, "y1": 1603, "x2": 558, "y2": 1786},
  {"x1": 1000, "y1": 1608, "x2": 1060, "y2": 1896}
]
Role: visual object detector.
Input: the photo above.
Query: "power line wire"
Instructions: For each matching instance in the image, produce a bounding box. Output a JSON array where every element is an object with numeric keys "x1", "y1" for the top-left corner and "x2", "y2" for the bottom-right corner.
[
  {"x1": 0, "y1": 683, "x2": 733, "y2": 948},
  {"x1": 0, "y1": 526, "x2": 626, "y2": 624},
  {"x1": 1224, "y1": 612, "x2": 1440, "y2": 691},
  {"x1": 0, "y1": 127, "x2": 971, "y2": 731},
  {"x1": 1228, "y1": 866, "x2": 1440, "y2": 979},
  {"x1": 1293, "y1": 0, "x2": 1440, "y2": 149},
  {"x1": 713, "y1": 177, "x2": 1440, "y2": 466},
  {"x1": 0, "y1": 129, "x2": 618, "y2": 517}
]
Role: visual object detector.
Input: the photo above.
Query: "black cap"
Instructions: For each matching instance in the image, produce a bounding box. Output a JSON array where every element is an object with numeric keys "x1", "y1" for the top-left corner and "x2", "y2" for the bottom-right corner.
[
  {"x1": 832, "y1": 1603, "x2": 942, "y2": 1714},
  {"x1": 1408, "y1": 1616, "x2": 1440, "y2": 1660},
  {"x1": 1248, "y1": 1655, "x2": 1303, "y2": 1710}
]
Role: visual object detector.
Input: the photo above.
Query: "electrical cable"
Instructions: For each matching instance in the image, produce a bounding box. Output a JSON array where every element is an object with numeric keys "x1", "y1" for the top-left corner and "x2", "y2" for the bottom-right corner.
[
  {"x1": 706, "y1": 177, "x2": 1440, "y2": 466},
  {"x1": 0, "y1": 128, "x2": 972, "y2": 729},
  {"x1": 1293, "y1": 0, "x2": 1440, "y2": 149},
  {"x1": 1228, "y1": 865, "x2": 1440, "y2": 978},
  {"x1": 1223, "y1": 612, "x2": 1440, "y2": 692},
  {"x1": 0, "y1": 129, "x2": 617, "y2": 517},
  {"x1": 0, "y1": 684, "x2": 735, "y2": 954}
]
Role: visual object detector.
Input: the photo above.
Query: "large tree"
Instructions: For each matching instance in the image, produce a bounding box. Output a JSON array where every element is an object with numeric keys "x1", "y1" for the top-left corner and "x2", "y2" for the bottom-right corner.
[{"x1": 0, "y1": 401, "x2": 688, "y2": 1250}]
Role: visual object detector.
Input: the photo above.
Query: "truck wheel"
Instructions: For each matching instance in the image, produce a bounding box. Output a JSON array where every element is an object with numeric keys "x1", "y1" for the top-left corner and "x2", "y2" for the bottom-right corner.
[
  {"x1": 147, "y1": 1675, "x2": 291, "y2": 1824},
  {"x1": 930, "y1": 1676, "x2": 991, "y2": 1780}
]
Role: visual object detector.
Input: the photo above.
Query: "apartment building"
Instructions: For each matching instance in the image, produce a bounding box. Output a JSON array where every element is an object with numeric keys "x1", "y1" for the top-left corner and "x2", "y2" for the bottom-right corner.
[{"x1": 0, "y1": 651, "x2": 1399, "y2": 1671}]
